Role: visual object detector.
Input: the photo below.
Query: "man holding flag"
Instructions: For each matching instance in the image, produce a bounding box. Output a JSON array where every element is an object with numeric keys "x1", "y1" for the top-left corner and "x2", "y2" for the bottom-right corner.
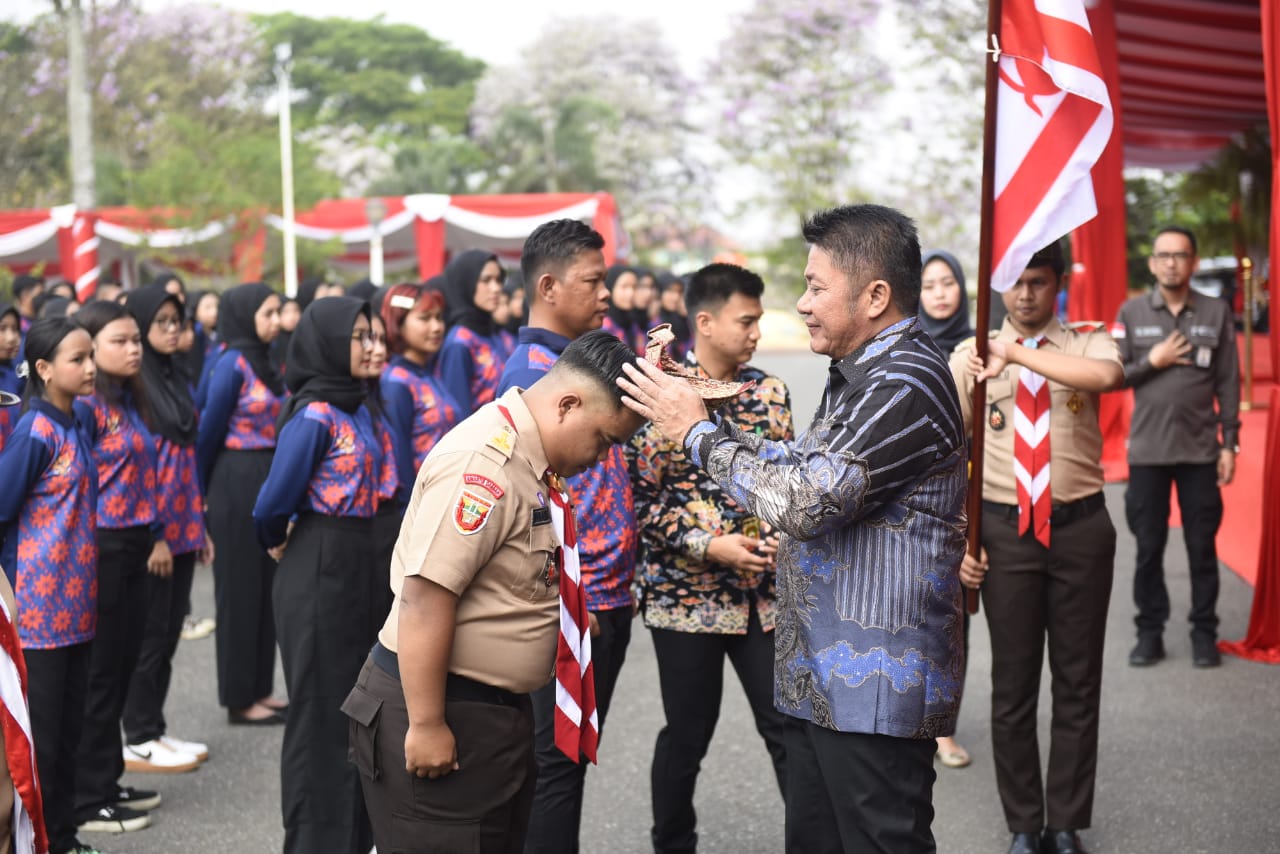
[
  {"x1": 958, "y1": 0, "x2": 1116, "y2": 851},
  {"x1": 953, "y1": 242, "x2": 1121, "y2": 854}
]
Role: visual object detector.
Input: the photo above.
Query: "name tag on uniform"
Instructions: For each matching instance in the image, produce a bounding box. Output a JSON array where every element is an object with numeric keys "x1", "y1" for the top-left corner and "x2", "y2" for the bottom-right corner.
[
  {"x1": 531, "y1": 507, "x2": 552, "y2": 527},
  {"x1": 1195, "y1": 346, "x2": 1213, "y2": 368},
  {"x1": 1134, "y1": 325, "x2": 1164, "y2": 338}
]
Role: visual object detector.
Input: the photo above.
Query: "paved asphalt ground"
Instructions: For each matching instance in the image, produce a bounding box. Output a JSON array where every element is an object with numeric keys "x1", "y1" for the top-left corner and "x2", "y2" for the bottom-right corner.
[{"x1": 94, "y1": 349, "x2": 1279, "y2": 853}]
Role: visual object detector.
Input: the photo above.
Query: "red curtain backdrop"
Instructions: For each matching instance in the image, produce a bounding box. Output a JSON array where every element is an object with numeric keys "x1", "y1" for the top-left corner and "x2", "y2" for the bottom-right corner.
[
  {"x1": 1219, "y1": 0, "x2": 1280, "y2": 661},
  {"x1": 1072, "y1": 0, "x2": 1130, "y2": 479}
]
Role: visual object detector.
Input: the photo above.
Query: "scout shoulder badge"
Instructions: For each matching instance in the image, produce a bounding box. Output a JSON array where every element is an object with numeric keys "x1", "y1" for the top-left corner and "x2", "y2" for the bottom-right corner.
[{"x1": 453, "y1": 409, "x2": 518, "y2": 535}]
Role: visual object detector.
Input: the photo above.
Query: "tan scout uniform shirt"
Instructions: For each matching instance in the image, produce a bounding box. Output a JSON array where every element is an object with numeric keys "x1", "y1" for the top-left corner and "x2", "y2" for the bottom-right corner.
[
  {"x1": 951, "y1": 318, "x2": 1121, "y2": 506},
  {"x1": 378, "y1": 387, "x2": 561, "y2": 694}
]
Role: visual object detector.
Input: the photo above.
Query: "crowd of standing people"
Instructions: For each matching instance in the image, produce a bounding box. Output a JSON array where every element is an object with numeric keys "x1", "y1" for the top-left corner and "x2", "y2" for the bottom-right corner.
[{"x1": 0, "y1": 208, "x2": 1241, "y2": 854}]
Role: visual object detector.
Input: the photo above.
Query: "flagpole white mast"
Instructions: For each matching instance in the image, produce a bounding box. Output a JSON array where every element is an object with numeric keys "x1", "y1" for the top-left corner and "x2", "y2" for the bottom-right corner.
[
  {"x1": 966, "y1": 0, "x2": 1004, "y2": 616},
  {"x1": 275, "y1": 43, "x2": 298, "y2": 299}
]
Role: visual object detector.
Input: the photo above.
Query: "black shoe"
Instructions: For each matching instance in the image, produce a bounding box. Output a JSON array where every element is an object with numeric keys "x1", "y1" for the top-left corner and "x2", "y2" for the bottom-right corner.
[
  {"x1": 1191, "y1": 633, "x2": 1221, "y2": 668},
  {"x1": 1008, "y1": 831, "x2": 1041, "y2": 854},
  {"x1": 1042, "y1": 828, "x2": 1088, "y2": 853},
  {"x1": 1128, "y1": 635, "x2": 1165, "y2": 666},
  {"x1": 115, "y1": 785, "x2": 161, "y2": 811},
  {"x1": 227, "y1": 708, "x2": 284, "y2": 726},
  {"x1": 76, "y1": 803, "x2": 151, "y2": 833}
]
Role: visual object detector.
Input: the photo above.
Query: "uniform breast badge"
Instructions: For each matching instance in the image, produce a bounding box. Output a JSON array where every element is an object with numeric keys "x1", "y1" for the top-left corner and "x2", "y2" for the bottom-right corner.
[
  {"x1": 988, "y1": 403, "x2": 1006, "y2": 431},
  {"x1": 1066, "y1": 392, "x2": 1084, "y2": 414}
]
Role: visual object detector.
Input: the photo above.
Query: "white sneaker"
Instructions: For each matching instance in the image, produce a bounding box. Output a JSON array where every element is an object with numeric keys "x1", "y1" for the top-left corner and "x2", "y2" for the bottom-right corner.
[
  {"x1": 123, "y1": 739, "x2": 201, "y2": 773},
  {"x1": 180, "y1": 615, "x2": 216, "y2": 640},
  {"x1": 159, "y1": 733, "x2": 209, "y2": 762}
]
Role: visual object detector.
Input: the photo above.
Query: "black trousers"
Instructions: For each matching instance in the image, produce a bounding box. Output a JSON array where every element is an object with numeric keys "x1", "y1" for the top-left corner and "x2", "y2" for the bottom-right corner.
[
  {"x1": 75, "y1": 525, "x2": 151, "y2": 815},
  {"x1": 275, "y1": 514, "x2": 374, "y2": 854},
  {"x1": 122, "y1": 550, "x2": 197, "y2": 745},
  {"x1": 370, "y1": 501, "x2": 402, "y2": 647},
  {"x1": 783, "y1": 716, "x2": 936, "y2": 854},
  {"x1": 981, "y1": 500, "x2": 1115, "y2": 832},
  {"x1": 649, "y1": 606, "x2": 787, "y2": 854},
  {"x1": 1126, "y1": 463, "x2": 1223, "y2": 637},
  {"x1": 207, "y1": 449, "x2": 277, "y2": 709},
  {"x1": 349, "y1": 656, "x2": 537, "y2": 854},
  {"x1": 26, "y1": 642, "x2": 90, "y2": 854},
  {"x1": 523, "y1": 605, "x2": 633, "y2": 854}
]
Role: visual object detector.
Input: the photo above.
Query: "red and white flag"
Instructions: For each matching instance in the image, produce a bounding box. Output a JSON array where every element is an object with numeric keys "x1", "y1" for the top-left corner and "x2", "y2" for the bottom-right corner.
[
  {"x1": 0, "y1": 588, "x2": 47, "y2": 854},
  {"x1": 991, "y1": 0, "x2": 1113, "y2": 293}
]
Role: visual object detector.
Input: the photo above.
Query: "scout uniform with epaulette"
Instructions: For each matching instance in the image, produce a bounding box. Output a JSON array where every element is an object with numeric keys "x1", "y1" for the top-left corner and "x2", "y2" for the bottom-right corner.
[
  {"x1": 951, "y1": 319, "x2": 1119, "y2": 507},
  {"x1": 345, "y1": 386, "x2": 563, "y2": 852},
  {"x1": 378, "y1": 385, "x2": 562, "y2": 691}
]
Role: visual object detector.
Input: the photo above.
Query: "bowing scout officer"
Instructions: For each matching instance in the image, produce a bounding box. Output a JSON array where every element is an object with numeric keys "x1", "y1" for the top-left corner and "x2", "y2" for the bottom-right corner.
[
  {"x1": 950, "y1": 241, "x2": 1122, "y2": 854},
  {"x1": 343, "y1": 330, "x2": 645, "y2": 854}
]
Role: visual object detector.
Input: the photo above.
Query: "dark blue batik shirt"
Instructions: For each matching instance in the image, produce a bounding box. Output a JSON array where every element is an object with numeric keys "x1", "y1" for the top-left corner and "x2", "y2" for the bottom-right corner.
[{"x1": 684, "y1": 316, "x2": 968, "y2": 738}]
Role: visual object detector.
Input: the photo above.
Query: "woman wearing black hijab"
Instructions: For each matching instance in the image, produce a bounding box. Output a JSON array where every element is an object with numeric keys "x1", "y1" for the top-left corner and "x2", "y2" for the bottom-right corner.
[
  {"x1": 252, "y1": 297, "x2": 380, "y2": 854},
  {"x1": 436, "y1": 249, "x2": 506, "y2": 414},
  {"x1": 194, "y1": 282, "x2": 288, "y2": 725},
  {"x1": 121, "y1": 285, "x2": 213, "y2": 769},
  {"x1": 656, "y1": 271, "x2": 692, "y2": 361},
  {"x1": 918, "y1": 249, "x2": 976, "y2": 772},
  {"x1": 919, "y1": 249, "x2": 974, "y2": 357},
  {"x1": 602, "y1": 264, "x2": 641, "y2": 351}
]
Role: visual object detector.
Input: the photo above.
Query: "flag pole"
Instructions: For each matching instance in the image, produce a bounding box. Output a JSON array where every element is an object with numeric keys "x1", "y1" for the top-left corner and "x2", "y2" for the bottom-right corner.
[{"x1": 966, "y1": 0, "x2": 1004, "y2": 615}]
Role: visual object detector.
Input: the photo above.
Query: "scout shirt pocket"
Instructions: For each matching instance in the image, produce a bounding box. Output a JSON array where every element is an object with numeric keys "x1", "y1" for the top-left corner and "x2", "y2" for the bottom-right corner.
[
  {"x1": 513, "y1": 513, "x2": 560, "y2": 602},
  {"x1": 1186, "y1": 323, "x2": 1220, "y2": 370}
]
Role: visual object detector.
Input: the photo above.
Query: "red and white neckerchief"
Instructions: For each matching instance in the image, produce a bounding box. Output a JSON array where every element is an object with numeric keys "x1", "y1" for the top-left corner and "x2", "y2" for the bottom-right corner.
[
  {"x1": 495, "y1": 403, "x2": 598, "y2": 763},
  {"x1": 0, "y1": 588, "x2": 47, "y2": 854},
  {"x1": 545, "y1": 474, "x2": 599, "y2": 764},
  {"x1": 1013, "y1": 337, "x2": 1052, "y2": 548}
]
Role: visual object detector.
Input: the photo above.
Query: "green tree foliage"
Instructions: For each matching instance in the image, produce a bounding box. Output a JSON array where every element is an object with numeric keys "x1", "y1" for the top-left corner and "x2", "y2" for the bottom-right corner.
[
  {"x1": 250, "y1": 13, "x2": 483, "y2": 136},
  {"x1": 0, "y1": 3, "x2": 340, "y2": 222}
]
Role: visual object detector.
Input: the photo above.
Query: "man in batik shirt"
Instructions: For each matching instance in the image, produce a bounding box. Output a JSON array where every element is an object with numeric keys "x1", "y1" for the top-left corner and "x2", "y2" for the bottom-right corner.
[
  {"x1": 620, "y1": 205, "x2": 966, "y2": 854},
  {"x1": 627, "y1": 263, "x2": 791, "y2": 854}
]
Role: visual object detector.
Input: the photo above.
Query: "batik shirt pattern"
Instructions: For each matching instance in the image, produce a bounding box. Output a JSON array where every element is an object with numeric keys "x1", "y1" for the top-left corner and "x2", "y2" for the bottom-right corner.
[
  {"x1": 156, "y1": 437, "x2": 205, "y2": 555},
  {"x1": 500, "y1": 327, "x2": 636, "y2": 611},
  {"x1": 253, "y1": 401, "x2": 381, "y2": 549},
  {"x1": 683, "y1": 317, "x2": 968, "y2": 738},
  {"x1": 438, "y1": 325, "x2": 504, "y2": 415},
  {"x1": 223, "y1": 354, "x2": 282, "y2": 450},
  {"x1": 0, "y1": 402, "x2": 99, "y2": 649},
  {"x1": 628, "y1": 359, "x2": 792, "y2": 634},
  {"x1": 77, "y1": 393, "x2": 158, "y2": 530},
  {"x1": 381, "y1": 355, "x2": 459, "y2": 499}
]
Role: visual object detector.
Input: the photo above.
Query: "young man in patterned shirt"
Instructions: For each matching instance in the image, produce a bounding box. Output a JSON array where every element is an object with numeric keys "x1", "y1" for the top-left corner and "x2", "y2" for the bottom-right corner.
[{"x1": 626, "y1": 263, "x2": 791, "y2": 854}]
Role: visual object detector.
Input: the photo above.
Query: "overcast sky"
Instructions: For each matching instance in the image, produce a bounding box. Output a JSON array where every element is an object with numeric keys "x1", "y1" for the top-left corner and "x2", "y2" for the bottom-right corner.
[{"x1": 5, "y1": 0, "x2": 756, "y2": 76}]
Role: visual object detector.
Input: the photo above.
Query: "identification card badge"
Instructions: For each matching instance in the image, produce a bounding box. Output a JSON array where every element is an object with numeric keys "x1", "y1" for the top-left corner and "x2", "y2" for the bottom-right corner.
[
  {"x1": 1195, "y1": 346, "x2": 1212, "y2": 369},
  {"x1": 1066, "y1": 392, "x2": 1084, "y2": 414},
  {"x1": 988, "y1": 403, "x2": 1006, "y2": 431}
]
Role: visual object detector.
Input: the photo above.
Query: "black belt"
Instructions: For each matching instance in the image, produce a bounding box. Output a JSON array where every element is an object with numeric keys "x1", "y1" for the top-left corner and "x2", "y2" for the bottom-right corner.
[
  {"x1": 370, "y1": 642, "x2": 526, "y2": 708},
  {"x1": 982, "y1": 491, "x2": 1105, "y2": 528}
]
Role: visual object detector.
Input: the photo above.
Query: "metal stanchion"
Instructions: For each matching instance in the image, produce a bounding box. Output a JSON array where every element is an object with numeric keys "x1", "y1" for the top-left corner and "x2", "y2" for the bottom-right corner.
[{"x1": 1242, "y1": 257, "x2": 1254, "y2": 412}]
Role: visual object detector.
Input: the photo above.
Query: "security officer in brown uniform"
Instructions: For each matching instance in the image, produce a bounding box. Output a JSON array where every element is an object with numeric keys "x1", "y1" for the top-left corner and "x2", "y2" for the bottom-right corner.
[
  {"x1": 343, "y1": 331, "x2": 645, "y2": 854},
  {"x1": 951, "y1": 243, "x2": 1123, "y2": 854}
]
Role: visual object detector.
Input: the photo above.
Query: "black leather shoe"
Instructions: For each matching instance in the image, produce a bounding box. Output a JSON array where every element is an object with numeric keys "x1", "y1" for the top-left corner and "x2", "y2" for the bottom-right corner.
[
  {"x1": 1191, "y1": 633, "x2": 1221, "y2": 668},
  {"x1": 1008, "y1": 831, "x2": 1041, "y2": 854},
  {"x1": 1042, "y1": 828, "x2": 1088, "y2": 853},
  {"x1": 1128, "y1": 634, "x2": 1165, "y2": 666}
]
